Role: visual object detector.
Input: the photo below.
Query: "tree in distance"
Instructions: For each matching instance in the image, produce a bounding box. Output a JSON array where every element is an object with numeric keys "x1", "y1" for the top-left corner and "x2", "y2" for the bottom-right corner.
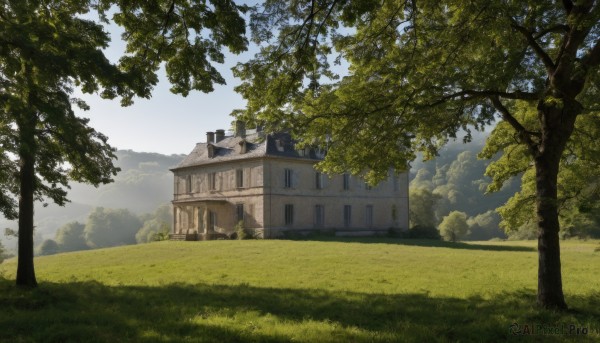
[
  {"x1": 409, "y1": 188, "x2": 441, "y2": 229},
  {"x1": 0, "y1": 240, "x2": 5, "y2": 264},
  {"x1": 439, "y1": 211, "x2": 470, "y2": 243},
  {"x1": 84, "y1": 208, "x2": 142, "y2": 249},
  {"x1": 233, "y1": 1, "x2": 600, "y2": 309},
  {"x1": 0, "y1": 1, "x2": 247, "y2": 287},
  {"x1": 37, "y1": 239, "x2": 60, "y2": 256},
  {"x1": 54, "y1": 222, "x2": 88, "y2": 253},
  {"x1": 136, "y1": 204, "x2": 173, "y2": 243}
]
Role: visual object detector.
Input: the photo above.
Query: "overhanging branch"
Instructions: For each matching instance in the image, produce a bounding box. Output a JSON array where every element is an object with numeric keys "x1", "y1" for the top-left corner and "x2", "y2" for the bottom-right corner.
[
  {"x1": 511, "y1": 21, "x2": 556, "y2": 75},
  {"x1": 426, "y1": 89, "x2": 539, "y2": 107},
  {"x1": 489, "y1": 96, "x2": 539, "y2": 154},
  {"x1": 533, "y1": 24, "x2": 570, "y2": 39}
]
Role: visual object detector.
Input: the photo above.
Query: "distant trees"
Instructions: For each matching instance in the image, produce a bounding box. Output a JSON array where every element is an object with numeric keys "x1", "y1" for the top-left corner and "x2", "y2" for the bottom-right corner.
[
  {"x1": 84, "y1": 208, "x2": 142, "y2": 249},
  {"x1": 0, "y1": 240, "x2": 5, "y2": 264},
  {"x1": 35, "y1": 204, "x2": 173, "y2": 256},
  {"x1": 37, "y1": 240, "x2": 59, "y2": 256},
  {"x1": 135, "y1": 204, "x2": 173, "y2": 243},
  {"x1": 409, "y1": 140, "x2": 517, "y2": 241},
  {"x1": 55, "y1": 222, "x2": 88, "y2": 252},
  {"x1": 439, "y1": 212, "x2": 470, "y2": 243},
  {"x1": 409, "y1": 188, "x2": 441, "y2": 229},
  {"x1": 467, "y1": 211, "x2": 505, "y2": 241}
]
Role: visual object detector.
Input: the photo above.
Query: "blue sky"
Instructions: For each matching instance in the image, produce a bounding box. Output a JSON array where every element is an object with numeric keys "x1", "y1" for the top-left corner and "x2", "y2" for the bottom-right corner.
[{"x1": 75, "y1": 14, "x2": 257, "y2": 156}]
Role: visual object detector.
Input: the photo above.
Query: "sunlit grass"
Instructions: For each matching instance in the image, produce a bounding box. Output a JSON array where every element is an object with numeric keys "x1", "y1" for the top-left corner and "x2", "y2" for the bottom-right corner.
[{"x1": 1, "y1": 238, "x2": 599, "y2": 342}]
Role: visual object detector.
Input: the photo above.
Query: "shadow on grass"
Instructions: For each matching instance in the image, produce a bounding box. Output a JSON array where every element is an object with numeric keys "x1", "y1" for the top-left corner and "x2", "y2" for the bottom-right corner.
[
  {"x1": 0, "y1": 278, "x2": 598, "y2": 342},
  {"x1": 285, "y1": 236, "x2": 536, "y2": 252}
]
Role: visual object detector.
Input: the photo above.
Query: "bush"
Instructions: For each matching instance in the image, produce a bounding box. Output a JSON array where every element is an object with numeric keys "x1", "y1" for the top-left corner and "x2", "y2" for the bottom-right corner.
[
  {"x1": 439, "y1": 211, "x2": 469, "y2": 242},
  {"x1": 235, "y1": 221, "x2": 249, "y2": 240},
  {"x1": 37, "y1": 239, "x2": 60, "y2": 256}
]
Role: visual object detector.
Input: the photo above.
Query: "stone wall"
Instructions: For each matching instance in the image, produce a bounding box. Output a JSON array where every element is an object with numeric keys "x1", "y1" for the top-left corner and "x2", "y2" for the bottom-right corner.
[{"x1": 172, "y1": 157, "x2": 409, "y2": 238}]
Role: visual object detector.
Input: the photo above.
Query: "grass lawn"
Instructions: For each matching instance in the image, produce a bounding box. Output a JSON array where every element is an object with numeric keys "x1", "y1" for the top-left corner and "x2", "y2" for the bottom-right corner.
[{"x1": 0, "y1": 238, "x2": 599, "y2": 342}]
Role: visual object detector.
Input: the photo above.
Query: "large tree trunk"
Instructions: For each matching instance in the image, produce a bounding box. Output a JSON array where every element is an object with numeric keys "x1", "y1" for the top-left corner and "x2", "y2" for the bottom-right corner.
[
  {"x1": 15, "y1": 116, "x2": 38, "y2": 288},
  {"x1": 534, "y1": 154, "x2": 566, "y2": 309},
  {"x1": 533, "y1": 97, "x2": 580, "y2": 310}
]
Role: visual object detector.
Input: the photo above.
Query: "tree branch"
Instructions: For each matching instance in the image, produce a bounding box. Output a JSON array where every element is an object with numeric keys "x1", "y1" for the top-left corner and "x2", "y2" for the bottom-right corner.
[
  {"x1": 511, "y1": 21, "x2": 556, "y2": 75},
  {"x1": 489, "y1": 96, "x2": 538, "y2": 154},
  {"x1": 315, "y1": 0, "x2": 338, "y2": 41},
  {"x1": 533, "y1": 24, "x2": 570, "y2": 39},
  {"x1": 426, "y1": 89, "x2": 539, "y2": 107}
]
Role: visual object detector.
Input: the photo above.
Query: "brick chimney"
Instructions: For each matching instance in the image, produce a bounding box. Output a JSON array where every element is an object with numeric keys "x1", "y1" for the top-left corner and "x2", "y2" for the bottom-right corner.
[
  {"x1": 235, "y1": 120, "x2": 246, "y2": 138},
  {"x1": 215, "y1": 129, "x2": 225, "y2": 143},
  {"x1": 206, "y1": 131, "x2": 215, "y2": 144}
]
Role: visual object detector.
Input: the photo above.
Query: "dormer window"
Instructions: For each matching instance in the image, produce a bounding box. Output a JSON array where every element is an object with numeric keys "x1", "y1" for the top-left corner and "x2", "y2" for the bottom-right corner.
[{"x1": 276, "y1": 139, "x2": 285, "y2": 152}]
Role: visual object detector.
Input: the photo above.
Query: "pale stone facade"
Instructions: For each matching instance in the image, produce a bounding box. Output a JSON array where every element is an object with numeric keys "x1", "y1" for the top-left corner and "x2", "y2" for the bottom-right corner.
[{"x1": 171, "y1": 125, "x2": 409, "y2": 240}]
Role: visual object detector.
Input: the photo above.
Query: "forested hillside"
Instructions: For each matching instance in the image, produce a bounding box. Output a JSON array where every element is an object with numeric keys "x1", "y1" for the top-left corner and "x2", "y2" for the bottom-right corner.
[
  {"x1": 3, "y1": 138, "x2": 596, "y2": 257},
  {"x1": 409, "y1": 135, "x2": 520, "y2": 240},
  {"x1": 410, "y1": 134, "x2": 600, "y2": 240},
  {"x1": 1, "y1": 151, "x2": 184, "y2": 254}
]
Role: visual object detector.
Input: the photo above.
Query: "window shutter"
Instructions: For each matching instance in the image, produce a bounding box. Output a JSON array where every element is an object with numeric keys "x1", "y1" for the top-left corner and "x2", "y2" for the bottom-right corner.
[{"x1": 292, "y1": 169, "x2": 299, "y2": 188}]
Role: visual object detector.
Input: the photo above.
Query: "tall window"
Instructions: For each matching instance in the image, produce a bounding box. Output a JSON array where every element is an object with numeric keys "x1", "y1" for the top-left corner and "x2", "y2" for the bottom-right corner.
[
  {"x1": 393, "y1": 175, "x2": 400, "y2": 192},
  {"x1": 285, "y1": 204, "x2": 294, "y2": 226},
  {"x1": 364, "y1": 181, "x2": 372, "y2": 190},
  {"x1": 365, "y1": 205, "x2": 373, "y2": 227},
  {"x1": 343, "y1": 173, "x2": 350, "y2": 190},
  {"x1": 315, "y1": 172, "x2": 323, "y2": 189},
  {"x1": 186, "y1": 175, "x2": 192, "y2": 193},
  {"x1": 236, "y1": 204, "x2": 244, "y2": 223},
  {"x1": 315, "y1": 205, "x2": 325, "y2": 228},
  {"x1": 208, "y1": 172, "x2": 216, "y2": 191},
  {"x1": 236, "y1": 169, "x2": 244, "y2": 188},
  {"x1": 208, "y1": 211, "x2": 217, "y2": 231},
  {"x1": 344, "y1": 205, "x2": 352, "y2": 228},
  {"x1": 284, "y1": 168, "x2": 293, "y2": 188}
]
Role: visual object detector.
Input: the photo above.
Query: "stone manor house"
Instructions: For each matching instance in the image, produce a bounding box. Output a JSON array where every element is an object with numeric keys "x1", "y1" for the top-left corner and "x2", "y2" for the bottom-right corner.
[{"x1": 170, "y1": 122, "x2": 409, "y2": 240}]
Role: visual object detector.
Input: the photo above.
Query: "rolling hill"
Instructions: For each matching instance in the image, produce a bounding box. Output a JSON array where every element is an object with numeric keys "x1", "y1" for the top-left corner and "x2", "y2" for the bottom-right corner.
[{"x1": 1, "y1": 238, "x2": 599, "y2": 342}]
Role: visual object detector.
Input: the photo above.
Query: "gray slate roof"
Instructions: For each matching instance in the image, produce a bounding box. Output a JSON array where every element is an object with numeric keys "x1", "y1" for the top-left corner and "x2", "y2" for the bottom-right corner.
[{"x1": 172, "y1": 131, "x2": 322, "y2": 170}]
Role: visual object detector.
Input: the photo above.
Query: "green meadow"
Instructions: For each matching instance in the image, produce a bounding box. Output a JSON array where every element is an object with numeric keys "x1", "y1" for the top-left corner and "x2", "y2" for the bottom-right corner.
[{"x1": 1, "y1": 238, "x2": 599, "y2": 342}]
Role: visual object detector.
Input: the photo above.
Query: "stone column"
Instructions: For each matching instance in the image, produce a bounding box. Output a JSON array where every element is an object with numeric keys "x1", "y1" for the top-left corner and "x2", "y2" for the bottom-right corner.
[
  {"x1": 173, "y1": 206, "x2": 177, "y2": 234},
  {"x1": 204, "y1": 205, "x2": 210, "y2": 233}
]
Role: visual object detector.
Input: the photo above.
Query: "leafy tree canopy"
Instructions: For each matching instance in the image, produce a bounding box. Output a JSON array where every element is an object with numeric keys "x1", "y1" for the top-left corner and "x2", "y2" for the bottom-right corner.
[
  {"x1": 84, "y1": 207, "x2": 142, "y2": 248},
  {"x1": 136, "y1": 204, "x2": 172, "y2": 243},
  {"x1": 0, "y1": 0, "x2": 248, "y2": 287},
  {"x1": 233, "y1": 0, "x2": 600, "y2": 309},
  {"x1": 439, "y1": 211, "x2": 469, "y2": 242},
  {"x1": 54, "y1": 221, "x2": 88, "y2": 252},
  {"x1": 37, "y1": 239, "x2": 59, "y2": 256},
  {"x1": 481, "y1": 103, "x2": 600, "y2": 237},
  {"x1": 408, "y1": 187, "x2": 440, "y2": 229}
]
